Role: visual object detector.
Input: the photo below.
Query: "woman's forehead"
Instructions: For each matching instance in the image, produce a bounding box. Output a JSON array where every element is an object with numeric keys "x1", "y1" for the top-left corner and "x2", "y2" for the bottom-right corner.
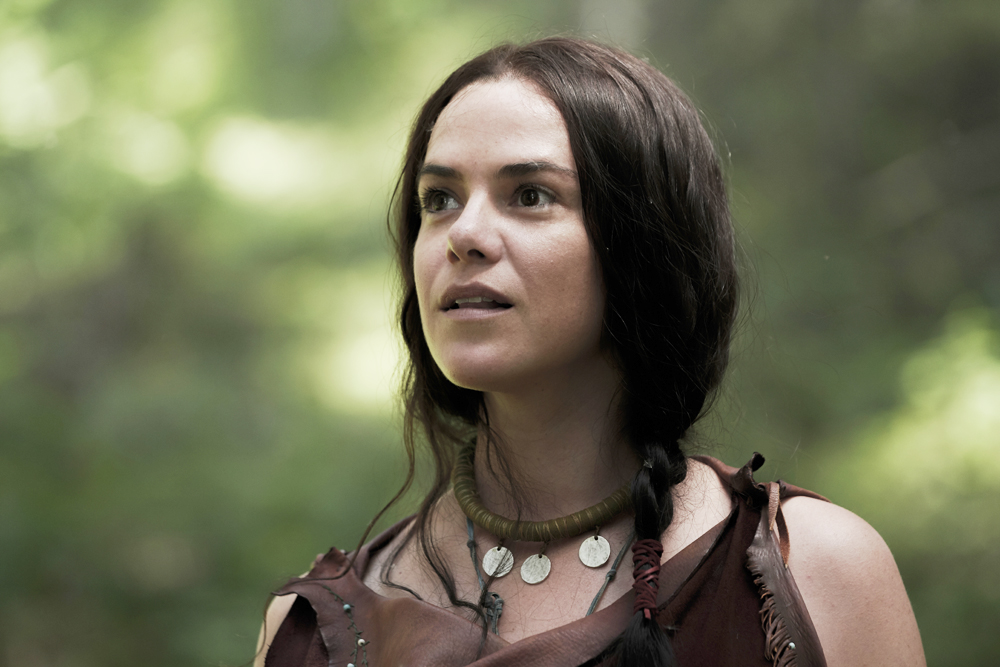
[{"x1": 423, "y1": 78, "x2": 573, "y2": 173}]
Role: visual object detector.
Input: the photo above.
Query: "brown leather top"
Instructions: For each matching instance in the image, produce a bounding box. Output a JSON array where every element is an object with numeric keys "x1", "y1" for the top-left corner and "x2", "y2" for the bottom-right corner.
[{"x1": 265, "y1": 455, "x2": 828, "y2": 667}]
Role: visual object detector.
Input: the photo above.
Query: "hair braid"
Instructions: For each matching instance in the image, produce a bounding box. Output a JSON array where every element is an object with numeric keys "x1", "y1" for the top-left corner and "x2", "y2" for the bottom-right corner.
[{"x1": 618, "y1": 441, "x2": 687, "y2": 666}]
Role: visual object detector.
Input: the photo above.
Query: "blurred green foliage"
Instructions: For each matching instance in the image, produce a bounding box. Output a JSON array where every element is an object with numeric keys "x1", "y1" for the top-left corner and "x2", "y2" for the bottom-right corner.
[{"x1": 0, "y1": 0, "x2": 997, "y2": 665}]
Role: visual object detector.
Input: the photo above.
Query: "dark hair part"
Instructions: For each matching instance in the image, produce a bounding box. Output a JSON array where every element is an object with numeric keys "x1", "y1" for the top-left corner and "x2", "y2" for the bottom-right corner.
[{"x1": 386, "y1": 36, "x2": 738, "y2": 666}]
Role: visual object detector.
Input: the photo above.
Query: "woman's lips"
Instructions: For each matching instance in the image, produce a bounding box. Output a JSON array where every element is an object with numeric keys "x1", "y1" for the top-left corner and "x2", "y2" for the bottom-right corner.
[
  {"x1": 439, "y1": 284, "x2": 513, "y2": 311},
  {"x1": 446, "y1": 296, "x2": 512, "y2": 311}
]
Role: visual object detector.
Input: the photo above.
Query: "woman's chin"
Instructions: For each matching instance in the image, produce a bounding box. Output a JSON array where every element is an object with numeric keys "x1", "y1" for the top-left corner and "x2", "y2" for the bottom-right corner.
[
  {"x1": 439, "y1": 358, "x2": 528, "y2": 394},
  {"x1": 441, "y1": 367, "x2": 508, "y2": 393}
]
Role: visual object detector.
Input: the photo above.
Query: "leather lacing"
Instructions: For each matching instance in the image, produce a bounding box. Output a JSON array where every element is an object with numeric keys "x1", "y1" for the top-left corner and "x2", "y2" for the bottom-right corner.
[{"x1": 631, "y1": 538, "x2": 663, "y2": 620}]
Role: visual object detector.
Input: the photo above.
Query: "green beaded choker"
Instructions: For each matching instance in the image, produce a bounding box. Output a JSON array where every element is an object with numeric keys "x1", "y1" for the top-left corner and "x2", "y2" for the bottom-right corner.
[{"x1": 451, "y1": 440, "x2": 633, "y2": 543}]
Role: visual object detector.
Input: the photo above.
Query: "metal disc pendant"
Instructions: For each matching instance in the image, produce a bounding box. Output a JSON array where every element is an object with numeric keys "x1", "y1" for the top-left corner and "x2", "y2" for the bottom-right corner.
[
  {"x1": 579, "y1": 535, "x2": 611, "y2": 568},
  {"x1": 482, "y1": 546, "x2": 513, "y2": 578},
  {"x1": 519, "y1": 553, "x2": 551, "y2": 584}
]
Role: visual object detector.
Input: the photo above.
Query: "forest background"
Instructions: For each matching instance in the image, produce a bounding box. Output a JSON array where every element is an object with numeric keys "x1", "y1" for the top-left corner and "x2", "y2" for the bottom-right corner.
[{"x1": 1, "y1": 0, "x2": 998, "y2": 665}]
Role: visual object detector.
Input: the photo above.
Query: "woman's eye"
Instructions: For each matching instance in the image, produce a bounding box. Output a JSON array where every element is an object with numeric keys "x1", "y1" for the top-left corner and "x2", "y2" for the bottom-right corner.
[
  {"x1": 515, "y1": 186, "x2": 554, "y2": 208},
  {"x1": 420, "y1": 189, "x2": 459, "y2": 213}
]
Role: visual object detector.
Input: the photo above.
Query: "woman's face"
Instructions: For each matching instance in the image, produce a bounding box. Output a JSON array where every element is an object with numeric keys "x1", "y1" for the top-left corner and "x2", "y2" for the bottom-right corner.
[{"x1": 413, "y1": 77, "x2": 606, "y2": 394}]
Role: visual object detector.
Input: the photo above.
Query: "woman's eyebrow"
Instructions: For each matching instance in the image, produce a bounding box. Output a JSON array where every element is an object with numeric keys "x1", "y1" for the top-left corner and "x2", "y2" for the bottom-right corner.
[
  {"x1": 416, "y1": 161, "x2": 578, "y2": 181},
  {"x1": 417, "y1": 163, "x2": 459, "y2": 180}
]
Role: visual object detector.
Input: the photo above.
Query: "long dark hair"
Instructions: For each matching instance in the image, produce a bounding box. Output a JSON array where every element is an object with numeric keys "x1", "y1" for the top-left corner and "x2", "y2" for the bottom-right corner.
[{"x1": 384, "y1": 36, "x2": 738, "y2": 666}]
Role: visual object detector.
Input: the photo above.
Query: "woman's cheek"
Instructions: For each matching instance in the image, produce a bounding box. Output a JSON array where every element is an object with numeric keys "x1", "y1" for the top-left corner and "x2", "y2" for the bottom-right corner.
[{"x1": 412, "y1": 232, "x2": 437, "y2": 319}]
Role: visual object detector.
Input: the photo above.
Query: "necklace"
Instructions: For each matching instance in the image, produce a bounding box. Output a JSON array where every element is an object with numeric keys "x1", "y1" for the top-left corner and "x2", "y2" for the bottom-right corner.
[
  {"x1": 466, "y1": 517, "x2": 635, "y2": 634},
  {"x1": 452, "y1": 441, "x2": 632, "y2": 584}
]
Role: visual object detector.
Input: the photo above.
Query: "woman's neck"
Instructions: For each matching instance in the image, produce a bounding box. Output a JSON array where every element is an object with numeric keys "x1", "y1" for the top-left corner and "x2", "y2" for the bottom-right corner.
[{"x1": 474, "y1": 357, "x2": 640, "y2": 521}]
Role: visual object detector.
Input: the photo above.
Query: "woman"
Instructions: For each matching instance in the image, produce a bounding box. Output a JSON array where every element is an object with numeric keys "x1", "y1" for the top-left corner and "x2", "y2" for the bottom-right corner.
[{"x1": 256, "y1": 37, "x2": 925, "y2": 666}]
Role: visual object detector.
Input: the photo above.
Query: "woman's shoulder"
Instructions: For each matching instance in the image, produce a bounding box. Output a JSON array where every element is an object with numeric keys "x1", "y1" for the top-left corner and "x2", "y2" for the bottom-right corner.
[
  {"x1": 691, "y1": 452, "x2": 925, "y2": 666},
  {"x1": 781, "y1": 494, "x2": 926, "y2": 666},
  {"x1": 255, "y1": 592, "x2": 299, "y2": 667}
]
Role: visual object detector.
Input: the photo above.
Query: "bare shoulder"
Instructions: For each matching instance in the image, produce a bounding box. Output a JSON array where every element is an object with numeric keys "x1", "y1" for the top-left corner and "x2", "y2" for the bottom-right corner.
[
  {"x1": 254, "y1": 593, "x2": 297, "y2": 667},
  {"x1": 255, "y1": 557, "x2": 326, "y2": 667},
  {"x1": 781, "y1": 495, "x2": 926, "y2": 667}
]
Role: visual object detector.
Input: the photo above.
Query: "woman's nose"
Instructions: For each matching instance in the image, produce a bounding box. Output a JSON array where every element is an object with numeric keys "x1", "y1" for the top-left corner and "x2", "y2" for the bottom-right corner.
[{"x1": 446, "y1": 198, "x2": 500, "y2": 264}]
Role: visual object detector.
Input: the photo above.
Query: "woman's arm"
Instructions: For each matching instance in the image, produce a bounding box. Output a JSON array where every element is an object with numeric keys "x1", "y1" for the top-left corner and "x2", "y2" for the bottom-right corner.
[
  {"x1": 782, "y1": 496, "x2": 926, "y2": 667},
  {"x1": 253, "y1": 594, "x2": 297, "y2": 667}
]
